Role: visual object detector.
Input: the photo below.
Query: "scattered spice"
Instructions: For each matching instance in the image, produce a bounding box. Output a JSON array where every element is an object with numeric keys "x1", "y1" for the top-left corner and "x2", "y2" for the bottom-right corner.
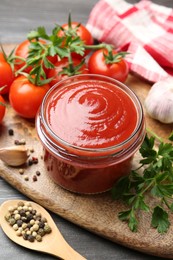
[
  {"x1": 36, "y1": 170, "x2": 41, "y2": 176},
  {"x1": 19, "y1": 169, "x2": 25, "y2": 175},
  {"x1": 32, "y1": 157, "x2": 38, "y2": 164},
  {"x1": 14, "y1": 140, "x2": 20, "y2": 145},
  {"x1": 14, "y1": 139, "x2": 26, "y2": 145},
  {"x1": 32, "y1": 175, "x2": 37, "y2": 182},
  {"x1": 7, "y1": 130, "x2": 41, "y2": 183},
  {"x1": 24, "y1": 175, "x2": 29, "y2": 181},
  {"x1": 5, "y1": 201, "x2": 52, "y2": 242},
  {"x1": 8, "y1": 129, "x2": 14, "y2": 136}
]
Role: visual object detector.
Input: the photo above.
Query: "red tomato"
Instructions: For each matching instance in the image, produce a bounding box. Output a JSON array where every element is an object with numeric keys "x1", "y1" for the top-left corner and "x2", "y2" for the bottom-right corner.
[
  {"x1": 15, "y1": 39, "x2": 58, "y2": 73},
  {"x1": 0, "y1": 95, "x2": 6, "y2": 123},
  {"x1": 0, "y1": 53, "x2": 15, "y2": 95},
  {"x1": 88, "y1": 49, "x2": 129, "y2": 83},
  {"x1": 0, "y1": 52, "x2": 6, "y2": 62},
  {"x1": 58, "y1": 22, "x2": 93, "y2": 58},
  {"x1": 9, "y1": 75, "x2": 50, "y2": 118},
  {"x1": 48, "y1": 58, "x2": 89, "y2": 87}
]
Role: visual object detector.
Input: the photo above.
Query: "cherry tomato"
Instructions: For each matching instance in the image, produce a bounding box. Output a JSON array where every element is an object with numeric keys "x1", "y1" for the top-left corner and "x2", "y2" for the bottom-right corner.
[
  {"x1": 15, "y1": 39, "x2": 58, "y2": 73},
  {"x1": 58, "y1": 22, "x2": 93, "y2": 58},
  {"x1": 0, "y1": 52, "x2": 6, "y2": 62},
  {"x1": 48, "y1": 58, "x2": 89, "y2": 87},
  {"x1": 9, "y1": 75, "x2": 50, "y2": 118},
  {"x1": 0, "y1": 95, "x2": 6, "y2": 123},
  {"x1": 0, "y1": 53, "x2": 15, "y2": 95},
  {"x1": 88, "y1": 49, "x2": 129, "y2": 83}
]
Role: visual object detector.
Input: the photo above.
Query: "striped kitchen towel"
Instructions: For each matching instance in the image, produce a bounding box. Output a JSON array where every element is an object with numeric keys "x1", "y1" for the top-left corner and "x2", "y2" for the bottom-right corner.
[{"x1": 86, "y1": 0, "x2": 173, "y2": 82}]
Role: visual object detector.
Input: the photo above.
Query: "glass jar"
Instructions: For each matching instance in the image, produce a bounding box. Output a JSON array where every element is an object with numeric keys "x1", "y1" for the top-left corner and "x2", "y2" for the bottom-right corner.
[{"x1": 36, "y1": 74, "x2": 145, "y2": 194}]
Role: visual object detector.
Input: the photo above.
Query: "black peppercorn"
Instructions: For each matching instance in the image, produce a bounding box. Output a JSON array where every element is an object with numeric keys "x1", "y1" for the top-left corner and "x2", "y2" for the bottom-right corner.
[
  {"x1": 19, "y1": 209, "x2": 26, "y2": 217},
  {"x1": 28, "y1": 235, "x2": 35, "y2": 242},
  {"x1": 26, "y1": 213, "x2": 33, "y2": 222},
  {"x1": 16, "y1": 219, "x2": 23, "y2": 227},
  {"x1": 23, "y1": 233, "x2": 28, "y2": 240},
  {"x1": 8, "y1": 129, "x2": 14, "y2": 136}
]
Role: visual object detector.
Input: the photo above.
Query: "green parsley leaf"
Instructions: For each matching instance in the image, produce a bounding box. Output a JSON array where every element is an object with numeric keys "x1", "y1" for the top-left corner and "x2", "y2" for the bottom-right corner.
[{"x1": 151, "y1": 206, "x2": 170, "y2": 233}]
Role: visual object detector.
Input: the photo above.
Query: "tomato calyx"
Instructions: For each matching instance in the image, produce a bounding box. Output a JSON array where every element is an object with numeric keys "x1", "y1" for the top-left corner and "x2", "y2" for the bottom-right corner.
[
  {"x1": 102, "y1": 45, "x2": 129, "y2": 64},
  {"x1": 60, "y1": 14, "x2": 81, "y2": 38},
  {"x1": 0, "y1": 44, "x2": 25, "y2": 73},
  {"x1": 59, "y1": 57, "x2": 86, "y2": 77}
]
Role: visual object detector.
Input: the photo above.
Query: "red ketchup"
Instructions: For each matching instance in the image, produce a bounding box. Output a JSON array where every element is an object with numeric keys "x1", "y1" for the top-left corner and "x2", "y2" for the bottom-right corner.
[{"x1": 36, "y1": 74, "x2": 145, "y2": 194}]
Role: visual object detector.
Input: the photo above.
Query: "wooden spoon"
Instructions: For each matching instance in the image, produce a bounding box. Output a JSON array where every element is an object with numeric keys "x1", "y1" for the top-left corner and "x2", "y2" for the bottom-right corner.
[{"x1": 0, "y1": 200, "x2": 86, "y2": 260}]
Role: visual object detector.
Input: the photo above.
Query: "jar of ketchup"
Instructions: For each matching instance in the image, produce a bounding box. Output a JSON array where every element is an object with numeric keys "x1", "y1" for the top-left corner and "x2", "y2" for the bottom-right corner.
[{"x1": 36, "y1": 74, "x2": 145, "y2": 194}]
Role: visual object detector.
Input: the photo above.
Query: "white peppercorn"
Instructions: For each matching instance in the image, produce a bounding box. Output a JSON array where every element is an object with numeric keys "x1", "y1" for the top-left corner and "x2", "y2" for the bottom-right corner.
[
  {"x1": 33, "y1": 223, "x2": 39, "y2": 231},
  {"x1": 13, "y1": 224, "x2": 18, "y2": 231}
]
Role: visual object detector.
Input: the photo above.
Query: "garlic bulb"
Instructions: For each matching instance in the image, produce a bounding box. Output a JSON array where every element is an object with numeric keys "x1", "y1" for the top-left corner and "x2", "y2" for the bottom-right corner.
[{"x1": 145, "y1": 77, "x2": 173, "y2": 124}]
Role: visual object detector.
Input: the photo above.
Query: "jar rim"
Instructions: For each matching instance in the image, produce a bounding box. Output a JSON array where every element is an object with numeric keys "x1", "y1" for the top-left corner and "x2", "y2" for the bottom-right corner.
[{"x1": 40, "y1": 74, "x2": 144, "y2": 155}]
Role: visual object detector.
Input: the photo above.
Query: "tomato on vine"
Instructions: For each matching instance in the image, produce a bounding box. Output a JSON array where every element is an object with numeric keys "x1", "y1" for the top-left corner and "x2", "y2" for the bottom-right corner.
[
  {"x1": 88, "y1": 48, "x2": 129, "y2": 83},
  {"x1": 0, "y1": 52, "x2": 15, "y2": 95},
  {"x1": 48, "y1": 57, "x2": 89, "y2": 87},
  {"x1": 9, "y1": 75, "x2": 50, "y2": 119},
  {"x1": 14, "y1": 39, "x2": 58, "y2": 74},
  {"x1": 58, "y1": 15, "x2": 93, "y2": 58}
]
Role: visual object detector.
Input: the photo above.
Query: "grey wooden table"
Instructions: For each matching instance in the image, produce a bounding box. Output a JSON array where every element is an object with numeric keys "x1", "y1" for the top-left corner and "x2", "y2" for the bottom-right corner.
[{"x1": 0, "y1": 0, "x2": 172, "y2": 259}]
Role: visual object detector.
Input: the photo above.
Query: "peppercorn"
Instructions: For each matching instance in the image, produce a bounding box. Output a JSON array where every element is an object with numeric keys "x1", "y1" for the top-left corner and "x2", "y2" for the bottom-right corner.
[
  {"x1": 14, "y1": 214, "x2": 21, "y2": 220},
  {"x1": 32, "y1": 175, "x2": 37, "y2": 182},
  {"x1": 23, "y1": 233, "x2": 28, "y2": 240},
  {"x1": 8, "y1": 129, "x2": 14, "y2": 136},
  {"x1": 13, "y1": 224, "x2": 18, "y2": 231},
  {"x1": 24, "y1": 176, "x2": 29, "y2": 181},
  {"x1": 18, "y1": 201, "x2": 25, "y2": 207},
  {"x1": 5, "y1": 213, "x2": 11, "y2": 221},
  {"x1": 16, "y1": 219, "x2": 23, "y2": 227},
  {"x1": 19, "y1": 209, "x2": 26, "y2": 217},
  {"x1": 16, "y1": 230, "x2": 22, "y2": 236},
  {"x1": 33, "y1": 223, "x2": 39, "y2": 231},
  {"x1": 26, "y1": 213, "x2": 33, "y2": 222},
  {"x1": 36, "y1": 234, "x2": 42, "y2": 242},
  {"x1": 44, "y1": 224, "x2": 52, "y2": 234},
  {"x1": 37, "y1": 228, "x2": 45, "y2": 237},
  {"x1": 28, "y1": 235, "x2": 35, "y2": 242},
  {"x1": 28, "y1": 159, "x2": 33, "y2": 166},
  {"x1": 8, "y1": 218, "x2": 16, "y2": 226},
  {"x1": 19, "y1": 169, "x2": 24, "y2": 175},
  {"x1": 22, "y1": 223, "x2": 27, "y2": 230},
  {"x1": 38, "y1": 221, "x2": 45, "y2": 229},
  {"x1": 36, "y1": 170, "x2": 41, "y2": 176},
  {"x1": 14, "y1": 140, "x2": 20, "y2": 145},
  {"x1": 8, "y1": 206, "x2": 14, "y2": 212}
]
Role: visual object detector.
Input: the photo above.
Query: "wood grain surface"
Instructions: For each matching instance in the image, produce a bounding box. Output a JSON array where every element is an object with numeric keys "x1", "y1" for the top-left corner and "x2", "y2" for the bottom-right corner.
[{"x1": 0, "y1": 44, "x2": 173, "y2": 259}]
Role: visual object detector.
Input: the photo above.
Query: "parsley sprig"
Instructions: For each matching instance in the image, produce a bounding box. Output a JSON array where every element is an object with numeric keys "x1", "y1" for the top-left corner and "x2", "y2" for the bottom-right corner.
[{"x1": 111, "y1": 131, "x2": 173, "y2": 234}]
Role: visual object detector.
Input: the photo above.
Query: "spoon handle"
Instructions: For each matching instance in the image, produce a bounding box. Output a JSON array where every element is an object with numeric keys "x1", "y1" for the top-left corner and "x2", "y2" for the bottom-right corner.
[{"x1": 46, "y1": 230, "x2": 86, "y2": 259}]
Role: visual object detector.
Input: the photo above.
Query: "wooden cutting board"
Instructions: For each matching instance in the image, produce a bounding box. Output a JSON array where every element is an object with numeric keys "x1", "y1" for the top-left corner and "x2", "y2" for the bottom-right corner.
[{"x1": 1, "y1": 44, "x2": 173, "y2": 259}]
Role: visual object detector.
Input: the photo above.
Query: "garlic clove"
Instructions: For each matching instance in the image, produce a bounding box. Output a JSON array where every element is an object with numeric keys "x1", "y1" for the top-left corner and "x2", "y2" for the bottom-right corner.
[
  {"x1": 145, "y1": 77, "x2": 173, "y2": 124},
  {"x1": 0, "y1": 146, "x2": 29, "y2": 166}
]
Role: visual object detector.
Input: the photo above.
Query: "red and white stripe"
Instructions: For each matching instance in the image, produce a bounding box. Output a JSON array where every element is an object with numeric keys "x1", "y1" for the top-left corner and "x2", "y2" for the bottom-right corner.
[{"x1": 86, "y1": 0, "x2": 173, "y2": 82}]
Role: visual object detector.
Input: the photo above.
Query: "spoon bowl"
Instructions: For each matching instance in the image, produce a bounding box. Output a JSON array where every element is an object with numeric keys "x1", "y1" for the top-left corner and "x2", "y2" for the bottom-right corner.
[{"x1": 0, "y1": 200, "x2": 86, "y2": 259}]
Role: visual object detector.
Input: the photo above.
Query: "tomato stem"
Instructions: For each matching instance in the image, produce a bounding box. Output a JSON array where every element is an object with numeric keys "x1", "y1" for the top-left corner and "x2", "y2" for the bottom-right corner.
[{"x1": 84, "y1": 43, "x2": 112, "y2": 50}]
